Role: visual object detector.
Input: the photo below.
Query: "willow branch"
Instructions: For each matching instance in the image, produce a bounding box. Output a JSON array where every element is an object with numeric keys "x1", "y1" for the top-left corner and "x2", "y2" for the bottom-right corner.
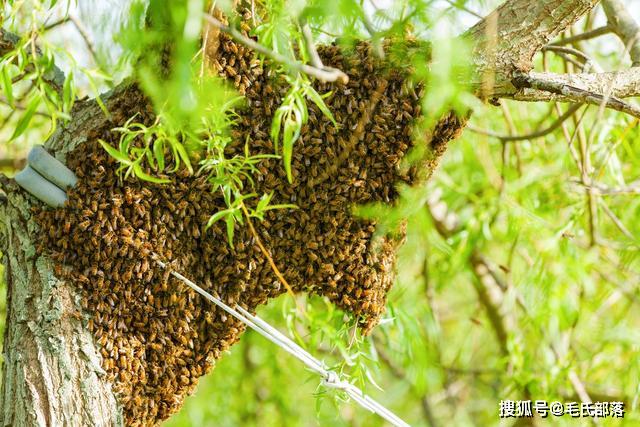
[
  {"x1": 0, "y1": 28, "x2": 65, "y2": 94},
  {"x1": 510, "y1": 70, "x2": 640, "y2": 117},
  {"x1": 602, "y1": 0, "x2": 640, "y2": 66},
  {"x1": 69, "y1": 16, "x2": 100, "y2": 67},
  {"x1": 542, "y1": 45, "x2": 600, "y2": 72},
  {"x1": 300, "y1": 22, "x2": 323, "y2": 69},
  {"x1": 203, "y1": 13, "x2": 349, "y2": 83},
  {"x1": 550, "y1": 25, "x2": 612, "y2": 47},
  {"x1": 465, "y1": 0, "x2": 600, "y2": 97},
  {"x1": 512, "y1": 72, "x2": 640, "y2": 118},
  {"x1": 468, "y1": 103, "x2": 583, "y2": 142}
]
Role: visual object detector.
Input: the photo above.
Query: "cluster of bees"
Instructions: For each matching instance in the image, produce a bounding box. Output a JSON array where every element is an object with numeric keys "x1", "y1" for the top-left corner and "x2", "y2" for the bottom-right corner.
[{"x1": 35, "y1": 21, "x2": 465, "y2": 426}]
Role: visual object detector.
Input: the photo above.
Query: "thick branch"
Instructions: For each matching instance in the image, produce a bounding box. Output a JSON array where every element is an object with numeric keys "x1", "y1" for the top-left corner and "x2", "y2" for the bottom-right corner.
[
  {"x1": 0, "y1": 28, "x2": 65, "y2": 94},
  {"x1": 602, "y1": 0, "x2": 640, "y2": 66},
  {"x1": 466, "y1": 0, "x2": 600, "y2": 97},
  {"x1": 509, "y1": 69, "x2": 640, "y2": 103},
  {"x1": 513, "y1": 71, "x2": 640, "y2": 117},
  {"x1": 0, "y1": 28, "x2": 20, "y2": 57}
]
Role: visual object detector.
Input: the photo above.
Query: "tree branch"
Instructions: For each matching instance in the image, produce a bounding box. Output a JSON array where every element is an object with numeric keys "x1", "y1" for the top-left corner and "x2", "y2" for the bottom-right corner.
[
  {"x1": 203, "y1": 13, "x2": 349, "y2": 83},
  {"x1": 465, "y1": 0, "x2": 600, "y2": 97},
  {"x1": 467, "y1": 103, "x2": 583, "y2": 142},
  {"x1": 549, "y1": 25, "x2": 612, "y2": 46},
  {"x1": 602, "y1": 0, "x2": 640, "y2": 66},
  {"x1": 0, "y1": 28, "x2": 20, "y2": 57},
  {"x1": 509, "y1": 69, "x2": 640, "y2": 106},
  {"x1": 512, "y1": 71, "x2": 640, "y2": 118},
  {"x1": 0, "y1": 28, "x2": 65, "y2": 94}
]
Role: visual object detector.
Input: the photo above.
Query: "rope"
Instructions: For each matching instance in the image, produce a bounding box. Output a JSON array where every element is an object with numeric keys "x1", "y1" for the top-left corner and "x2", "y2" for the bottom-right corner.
[{"x1": 153, "y1": 255, "x2": 411, "y2": 427}]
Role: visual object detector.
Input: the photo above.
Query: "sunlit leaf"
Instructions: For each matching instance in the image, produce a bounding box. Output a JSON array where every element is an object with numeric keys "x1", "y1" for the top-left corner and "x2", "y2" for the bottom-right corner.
[
  {"x1": 1, "y1": 66, "x2": 14, "y2": 107},
  {"x1": 99, "y1": 140, "x2": 133, "y2": 165},
  {"x1": 132, "y1": 163, "x2": 170, "y2": 183},
  {"x1": 10, "y1": 94, "x2": 41, "y2": 141}
]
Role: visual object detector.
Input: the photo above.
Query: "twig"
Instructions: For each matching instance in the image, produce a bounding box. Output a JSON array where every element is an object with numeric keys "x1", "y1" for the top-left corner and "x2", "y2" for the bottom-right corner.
[
  {"x1": 555, "y1": 51, "x2": 588, "y2": 71},
  {"x1": 0, "y1": 96, "x2": 50, "y2": 118},
  {"x1": 426, "y1": 197, "x2": 509, "y2": 356},
  {"x1": 69, "y1": 15, "x2": 100, "y2": 67},
  {"x1": 542, "y1": 49, "x2": 586, "y2": 176},
  {"x1": 444, "y1": 0, "x2": 483, "y2": 19},
  {"x1": 240, "y1": 203, "x2": 297, "y2": 301},
  {"x1": 42, "y1": 17, "x2": 70, "y2": 32},
  {"x1": 300, "y1": 22, "x2": 323, "y2": 69},
  {"x1": 513, "y1": 72, "x2": 640, "y2": 118},
  {"x1": 426, "y1": 193, "x2": 604, "y2": 410},
  {"x1": 571, "y1": 179, "x2": 640, "y2": 196},
  {"x1": 499, "y1": 102, "x2": 523, "y2": 175},
  {"x1": 542, "y1": 45, "x2": 600, "y2": 72},
  {"x1": 599, "y1": 199, "x2": 635, "y2": 240},
  {"x1": 203, "y1": 13, "x2": 349, "y2": 83},
  {"x1": 550, "y1": 25, "x2": 612, "y2": 46},
  {"x1": 359, "y1": 12, "x2": 385, "y2": 58},
  {"x1": 572, "y1": 105, "x2": 599, "y2": 247},
  {"x1": 467, "y1": 103, "x2": 582, "y2": 142},
  {"x1": 602, "y1": 0, "x2": 640, "y2": 66}
]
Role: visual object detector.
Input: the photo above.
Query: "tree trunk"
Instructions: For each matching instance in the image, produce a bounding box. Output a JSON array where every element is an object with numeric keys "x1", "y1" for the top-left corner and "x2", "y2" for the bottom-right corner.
[
  {"x1": 0, "y1": 1, "x2": 600, "y2": 424},
  {"x1": 0, "y1": 180, "x2": 122, "y2": 426},
  {"x1": 0, "y1": 84, "x2": 136, "y2": 427}
]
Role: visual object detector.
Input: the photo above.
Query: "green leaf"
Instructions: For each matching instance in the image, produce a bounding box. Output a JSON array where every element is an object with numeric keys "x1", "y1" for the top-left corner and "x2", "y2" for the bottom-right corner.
[
  {"x1": 225, "y1": 215, "x2": 235, "y2": 248},
  {"x1": 99, "y1": 140, "x2": 134, "y2": 165},
  {"x1": 264, "y1": 203, "x2": 298, "y2": 211},
  {"x1": 270, "y1": 108, "x2": 285, "y2": 152},
  {"x1": 282, "y1": 116, "x2": 301, "y2": 183},
  {"x1": 10, "y1": 94, "x2": 41, "y2": 141},
  {"x1": 306, "y1": 86, "x2": 336, "y2": 125},
  {"x1": 206, "y1": 208, "x2": 233, "y2": 230},
  {"x1": 154, "y1": 139, "x2": 166, "y2": 171},
  {"x1": 256, "y1": 192, "x2": 274, "y2": 212},
  {"x1": 1, "y1": 66, "x2": 14, "y2": 107},
  {"x1": 62, "y1": 70, "x2": 74, "y2": 113},
  {"x1": 294, "y1": 92, "x2": 308, "y2": 124},
  {"x1": 174, "y1": 142, "x2": 193, "y2": 174},
  {"x1": 132, "y1": 163, "x2": 170, "y2": 184}
]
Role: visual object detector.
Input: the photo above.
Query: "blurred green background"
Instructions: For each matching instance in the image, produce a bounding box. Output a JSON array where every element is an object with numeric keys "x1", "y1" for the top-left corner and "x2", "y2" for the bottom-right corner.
[{"x1": 2, "y1": 0, "x2": 640, "y2": 426}]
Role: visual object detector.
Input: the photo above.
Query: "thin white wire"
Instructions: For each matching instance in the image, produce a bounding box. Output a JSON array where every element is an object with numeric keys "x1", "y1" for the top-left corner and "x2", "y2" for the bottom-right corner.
[{"x1": 153, "y1": 256, "x2": 411, "y2": 427}]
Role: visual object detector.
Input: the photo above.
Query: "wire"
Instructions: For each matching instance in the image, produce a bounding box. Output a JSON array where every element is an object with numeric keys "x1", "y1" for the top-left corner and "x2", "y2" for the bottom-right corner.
[{"x1": 153, "y1": 254, "x2": 411, "y2": 427}]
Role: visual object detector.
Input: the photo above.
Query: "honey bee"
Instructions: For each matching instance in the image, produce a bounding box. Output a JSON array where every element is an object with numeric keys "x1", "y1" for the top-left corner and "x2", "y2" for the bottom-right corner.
[{"x1": 30, "y1": 28, "x2": 446, "y2": 426}]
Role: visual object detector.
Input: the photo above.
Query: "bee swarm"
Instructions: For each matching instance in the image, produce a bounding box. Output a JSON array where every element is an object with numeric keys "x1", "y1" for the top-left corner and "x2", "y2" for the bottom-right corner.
[{"x1": 35, "y1": 31, "x2": 466, "y2": 426}]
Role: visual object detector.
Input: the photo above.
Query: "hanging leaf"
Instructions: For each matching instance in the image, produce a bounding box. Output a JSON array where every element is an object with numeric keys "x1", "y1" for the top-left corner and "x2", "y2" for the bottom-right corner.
[
  {"x1": 174, "y1": 142, "x2": 193, "y2": 174},
  {"x1": 132, "y1": 163, "x2": 171, "y2": 184},
  {"x1": 1, "y1": 66, "x2": 14, "y2": 107},
  {"x1": 225, "y1": 215, "x2": 235, "y2": 248},
  {"x1": 99, "y1": 139, "x2": 134, "y2": 165},
  {"x1": 10, "y1": 94, "x2": 41, "y2": 141},
  {"x1": 153, "y1": 138, "x2": 166, "y2": 171}
]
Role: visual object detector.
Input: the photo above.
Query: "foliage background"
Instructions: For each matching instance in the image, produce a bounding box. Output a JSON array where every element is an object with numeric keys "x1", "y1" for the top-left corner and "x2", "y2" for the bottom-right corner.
[{"x1": 1, "y1": 0, "x2": 639, "y2": 426}]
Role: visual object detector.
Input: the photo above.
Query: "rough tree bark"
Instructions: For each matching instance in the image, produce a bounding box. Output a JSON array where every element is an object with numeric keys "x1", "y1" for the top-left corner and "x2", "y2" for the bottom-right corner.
[
  {"x1": 0, "y1": 1, "x2": 603, "y2": 425},
  {"x1": 0, "y1": 85, "x2": 136, "y2": 426}
]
